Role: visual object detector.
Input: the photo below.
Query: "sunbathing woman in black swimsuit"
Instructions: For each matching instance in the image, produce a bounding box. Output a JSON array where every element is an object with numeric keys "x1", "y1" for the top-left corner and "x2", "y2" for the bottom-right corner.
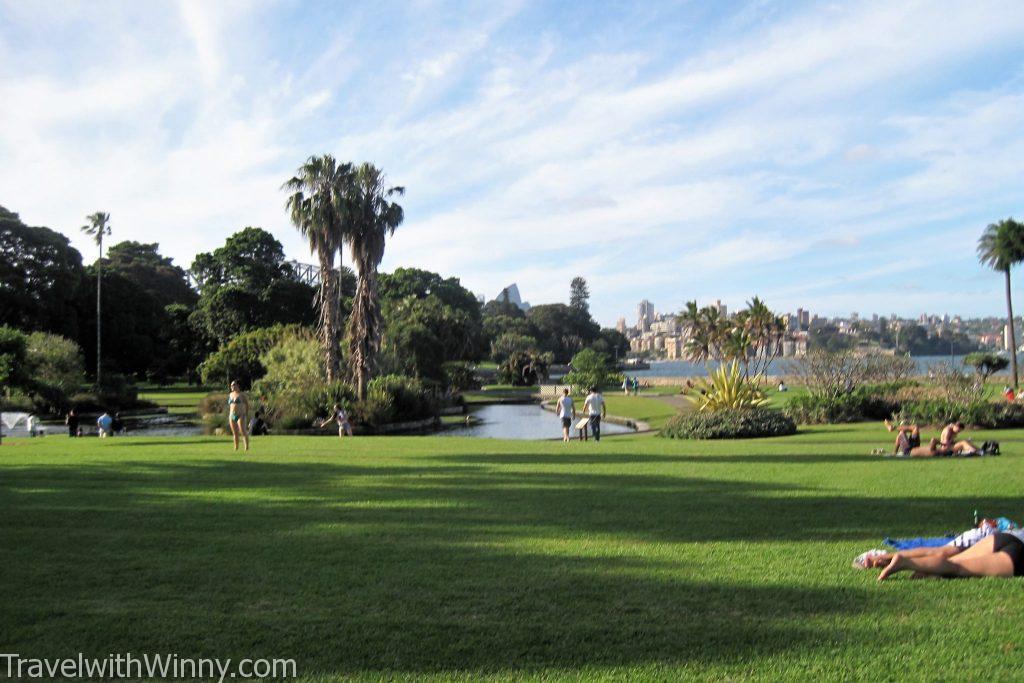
[{"x1": 877, "y1": 531, "x2": 1024, "y2": 581}]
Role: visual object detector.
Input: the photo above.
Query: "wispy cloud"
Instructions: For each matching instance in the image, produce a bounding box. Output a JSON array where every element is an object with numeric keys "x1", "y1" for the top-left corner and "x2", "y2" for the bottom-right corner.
[{"x1": 1, "y1": 0, "x2": 1023, "y2": 324}]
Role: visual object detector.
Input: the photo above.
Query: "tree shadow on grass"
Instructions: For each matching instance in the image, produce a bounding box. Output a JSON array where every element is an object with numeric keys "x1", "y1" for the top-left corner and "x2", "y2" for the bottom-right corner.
[{"x1": 0, "y1": 458, "x2": 1014, "y2": 675}]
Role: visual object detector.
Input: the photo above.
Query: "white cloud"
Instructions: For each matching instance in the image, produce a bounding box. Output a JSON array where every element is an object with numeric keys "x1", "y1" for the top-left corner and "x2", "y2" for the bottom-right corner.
[{"x1": 1, "y1": 0, "x2": 1023, "y2": 324}]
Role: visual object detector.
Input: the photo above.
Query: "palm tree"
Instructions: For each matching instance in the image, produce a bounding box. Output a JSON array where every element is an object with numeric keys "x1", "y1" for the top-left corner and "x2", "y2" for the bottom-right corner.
[
  {"x1": 978, "y1": 218, "x2": 1024, "y2": 389},
  {"x1": 282, "y1": 155, "x2": 355, "y2": 382},
  {"x1": 81, "y1": 212, "x2": 111, "y2": 386},
  {"x1": 343, "y1": 163, "x2": 404, "y2": 399}
]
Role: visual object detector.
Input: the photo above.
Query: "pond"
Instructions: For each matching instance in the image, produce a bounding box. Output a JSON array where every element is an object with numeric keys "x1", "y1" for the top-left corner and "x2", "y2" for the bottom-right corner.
[{"x1": 440, "y1": 403, "x2": 634, "y2": 440}]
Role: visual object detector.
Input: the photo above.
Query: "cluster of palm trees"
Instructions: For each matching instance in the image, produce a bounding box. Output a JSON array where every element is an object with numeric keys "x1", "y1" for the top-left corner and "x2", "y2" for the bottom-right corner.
[
  {"x1": 283, "y1": 156, "x2": 404, "y2": 399},
  {"x1": 977, "y1": 218, "x2": 1024, "y2": 390},
  {"x1": 677, "y1": 297, "x2": 785, "y2": 379}
]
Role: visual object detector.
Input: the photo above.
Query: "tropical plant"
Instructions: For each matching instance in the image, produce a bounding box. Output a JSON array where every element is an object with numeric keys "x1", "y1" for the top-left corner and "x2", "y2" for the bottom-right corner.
[
  {"x1": 498, "y1": 349, "x2": 551, "y2": 386},
  {"x1": 80, "y1": 211, "x2": 111, "y2": 385},
  {"x1": 283, "y1": 155, "x2": 355, "y2": 382},
  {"x1": 977, "y1": 218, "x2": 1024, "y2": 389},
  {"x1": 684, "y1": 360, "x2": 769, "y2": 412},
  {"x1": 342, "y1": 163, "x2": 404, "y2": 399}
]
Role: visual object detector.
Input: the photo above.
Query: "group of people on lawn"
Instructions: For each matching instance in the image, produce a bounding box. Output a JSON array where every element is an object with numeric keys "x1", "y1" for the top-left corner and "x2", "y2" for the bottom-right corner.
[
  {"x1": 859, "y1": 419, "x2": 1018, "y2": 580},
  {"x1": 883, "y1": 419, "x2": 983, "y2": 457}
]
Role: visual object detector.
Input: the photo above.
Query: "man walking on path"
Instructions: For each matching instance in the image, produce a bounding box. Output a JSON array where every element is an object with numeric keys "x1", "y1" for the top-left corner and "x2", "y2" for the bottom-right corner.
[
  {"x1": 583, "y1": 386, "x2": 607, "y2": 442},
  {"x1": 557, "y1": 388, "x2": 575, "y2": 442}
]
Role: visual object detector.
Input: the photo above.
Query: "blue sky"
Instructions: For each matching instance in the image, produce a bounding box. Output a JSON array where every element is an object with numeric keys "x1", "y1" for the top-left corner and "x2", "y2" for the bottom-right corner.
[{"x1": 2, "y1": 0, "x2": 1023, "y2": 326}]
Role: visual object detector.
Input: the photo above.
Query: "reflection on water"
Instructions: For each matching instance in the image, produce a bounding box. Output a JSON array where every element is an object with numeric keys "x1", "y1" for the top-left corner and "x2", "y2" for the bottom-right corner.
[{"x1": 441, "y1": 403, "x2": 633, "y2": 440}]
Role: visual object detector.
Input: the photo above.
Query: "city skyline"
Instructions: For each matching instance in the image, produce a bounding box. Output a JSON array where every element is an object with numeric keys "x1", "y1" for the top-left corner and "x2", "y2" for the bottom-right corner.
[{"x1": 3, "y1": 1, "x2": 1024, "y2": 325}]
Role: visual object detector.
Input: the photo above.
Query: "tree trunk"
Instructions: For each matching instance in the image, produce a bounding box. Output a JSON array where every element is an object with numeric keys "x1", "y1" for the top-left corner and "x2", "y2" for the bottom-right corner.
[
  {"x1": 318, "y1": 252, "x2": 339, "y2": 382},
  {"x1": 96, "y1": 234, "x2": 103, "y2": 387},
  {"x1": 1006, "y1": 268, "x2": 1018, "y2": 389}
]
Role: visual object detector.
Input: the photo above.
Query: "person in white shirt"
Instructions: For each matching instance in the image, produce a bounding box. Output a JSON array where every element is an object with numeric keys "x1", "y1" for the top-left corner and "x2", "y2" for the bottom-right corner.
[
  {"x1": 582, "y1": 386, "x2": 607, "y2": 442},
  {"x1": 556, "y1": 389, "x2": 575, "y2": 443}
]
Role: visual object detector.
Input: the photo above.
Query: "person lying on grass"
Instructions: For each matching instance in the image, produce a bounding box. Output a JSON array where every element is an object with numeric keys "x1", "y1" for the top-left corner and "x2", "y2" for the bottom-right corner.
[
  {"x1": 853, "y1": 519, "x2": 1011, "y2": 570},
  {"x1": 875, "y1": 530, "x2": 1024, "y2": 581},
  {"x1": 884, "y1": 419, "x2": 980, "y2": 457}
]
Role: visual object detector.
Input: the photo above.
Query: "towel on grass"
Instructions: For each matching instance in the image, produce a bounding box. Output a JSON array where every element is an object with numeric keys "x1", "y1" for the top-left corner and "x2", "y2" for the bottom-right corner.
[{"x1": 883, "y1": 536, "x2": 956, "y2": 550}]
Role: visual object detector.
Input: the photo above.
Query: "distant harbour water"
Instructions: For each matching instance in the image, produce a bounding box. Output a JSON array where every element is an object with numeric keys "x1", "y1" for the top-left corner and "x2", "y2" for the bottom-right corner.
[{"x1": 629, "y1": 355, "x2": 1020, "y2": 379}]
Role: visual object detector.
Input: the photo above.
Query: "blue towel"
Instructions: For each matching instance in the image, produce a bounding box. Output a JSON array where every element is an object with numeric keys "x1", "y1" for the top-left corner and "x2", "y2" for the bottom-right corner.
[{"x1": 884, "y1": 536, "x2": 956, "y2": 550}]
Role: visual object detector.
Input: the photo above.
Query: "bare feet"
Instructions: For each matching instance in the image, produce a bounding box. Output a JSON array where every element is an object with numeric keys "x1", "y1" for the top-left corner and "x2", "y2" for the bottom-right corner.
[{"x1": 878, "y1": 553, "x2": 904, "y2": 581}]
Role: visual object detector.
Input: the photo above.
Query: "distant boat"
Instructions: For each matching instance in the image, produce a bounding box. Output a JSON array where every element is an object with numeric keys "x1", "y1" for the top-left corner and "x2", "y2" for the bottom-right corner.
[{"x1": 619, "y1": 358, "x2": 650, "y2": 370}]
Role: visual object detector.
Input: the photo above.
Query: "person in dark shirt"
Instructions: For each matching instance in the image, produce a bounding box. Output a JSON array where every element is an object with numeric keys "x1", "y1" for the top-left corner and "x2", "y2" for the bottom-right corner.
[{"x1": 66, "y1": 409, "x2": 80, "y2": 437}]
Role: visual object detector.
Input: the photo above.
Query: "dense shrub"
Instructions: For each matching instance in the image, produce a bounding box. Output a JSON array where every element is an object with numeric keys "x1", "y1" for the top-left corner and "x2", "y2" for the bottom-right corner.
[
  {"x1": 347, "y1": 385, "x2": 395, "y2": 427},
  {"x1": 785, "y1": 386, "x2": 900, "y2": 424},
  {"x1": 26, "y1": 331, "x2": 84, "y2": 395},
  {"x1": 442, "y1": 361, "x2": 479, "y2": 391},
  {"x1": 897, "y1": 399, "x2": 1024, "y2": 429},
  {"x1": 199, "y1": 324, "x2": 307, "y2": 386},
  {"x1": 368, "y1": 375, "x2": 436, "y2": 422},
  {"x1": 660, "y1": 408, "x2": 797, "y2": 439}
]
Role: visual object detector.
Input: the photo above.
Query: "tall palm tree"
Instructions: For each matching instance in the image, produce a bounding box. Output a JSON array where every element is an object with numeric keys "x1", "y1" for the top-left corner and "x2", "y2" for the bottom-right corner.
[
  {"x1": 81, "y1": 212, "x2": 111, "y2": 386},
  {"x1": 978, "y1": 218, "x2": 1024, "y2": 389},
  {"x1": 282, "y1": 155, "x2": 355, "y2": 382},
  {"x1": 343, "y1": 163, "x2": 404, "y2": 399}
]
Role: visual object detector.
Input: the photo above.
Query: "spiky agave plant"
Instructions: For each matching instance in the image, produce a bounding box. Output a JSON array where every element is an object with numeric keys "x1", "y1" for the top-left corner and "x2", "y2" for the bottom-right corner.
[{"x1": 684, "y1": 360, "x2": 769, "y2": 412}]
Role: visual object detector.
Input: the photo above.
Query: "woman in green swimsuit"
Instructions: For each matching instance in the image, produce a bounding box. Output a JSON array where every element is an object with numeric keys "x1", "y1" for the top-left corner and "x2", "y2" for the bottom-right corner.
[{"x1": 227, "y1": 380, "x2": 250, "y2": 452}]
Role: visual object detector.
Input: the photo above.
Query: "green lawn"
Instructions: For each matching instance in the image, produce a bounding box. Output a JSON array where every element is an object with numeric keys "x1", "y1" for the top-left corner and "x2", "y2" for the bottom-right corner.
[
  {"x1": 601, "y1": 395, "x2": 679, "y2": 430},
  {"x1": 3, "y1": 426, "x2": 1023, "y2": 680}
]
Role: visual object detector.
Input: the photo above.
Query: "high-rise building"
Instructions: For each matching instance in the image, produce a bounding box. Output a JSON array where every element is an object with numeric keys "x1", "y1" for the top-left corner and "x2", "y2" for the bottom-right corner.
[
  {"x1": 715, "y1": 299, "x2": 727, "y2": 317},
  {"x1": 615, "y1": 317, "x2": 627, "y2": 334},
  {"x1": 637, "y1": 300, "x2": 654, "y2": 332}
]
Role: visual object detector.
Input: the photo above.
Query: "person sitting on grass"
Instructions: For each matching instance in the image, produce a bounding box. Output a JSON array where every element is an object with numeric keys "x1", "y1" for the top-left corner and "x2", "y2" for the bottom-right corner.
[
  {"x1": 885, "y1": 419, "x2": 921, "y2": 456},
  {"x1": 875, "y1": 530, "x2": 1024, "y2": 581},
  {"x1": 884, "y1": 419, "x2": 979, "y2": 457}
]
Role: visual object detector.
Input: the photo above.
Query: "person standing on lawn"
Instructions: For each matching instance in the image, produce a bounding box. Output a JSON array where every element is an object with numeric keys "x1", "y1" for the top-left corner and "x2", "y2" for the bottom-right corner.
[
  {"x1": 227, "y1": 380, "x2": 250, "y2": 452},
  {"x1": 557, "y1": 388, "x2": 576, "y2": 442},
  {"x1": 583, "y1": 386, "x2": 607, "y2": 442}
]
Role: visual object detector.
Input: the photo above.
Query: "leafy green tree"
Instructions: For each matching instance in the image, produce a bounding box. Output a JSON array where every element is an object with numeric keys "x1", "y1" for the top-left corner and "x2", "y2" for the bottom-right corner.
[
  {"x1": 76, "y1": 269, "x2": 164, "y2": 378},
  {"x1": 591, "y1": 328, "x2": 630, "y2": 360},
  {"x1": 81, "y1": 211, "x2": 111, "y2": 385},
  {"x1": 191, "y1": 227, "x2": 292, "y2": 291},
  {"x1": 104, "y1": 241, "x2": 196, "y2": 308},
  {"x1": 200, "y1": 324, "x2": 308, "y2": 387},
  {"x1": 526, "y1": 303, "x2": 600, "y2": 363},
  {"x1": 978, "y1": 218, "x2": 1024, "y2": 389},
  {"x1": 0, "y1": 206, "x2": 85, "y2": 339},
  {"x1": 25, "y1": 331, "x2": 85, "y2": 395},
  {"x1": 563, "y1": 349, "x2": 620, "y2": 395},
  {"x1": 490, "y1": 332, "x2": 539, "y2": 363},
  {"x1": 189, "y1": 228, "x2": 316, "y2": 347},
  {"x1": 0, "y1": 325, "x2": 30, "y2": 393},
  {"x1": 964, "y1": 351, "x2": 1009, "y2": 383},
  {"x1": 569, "y1": 276, "x2": 590, "y2": 314},
  {"x1": 379, "y1": 293, "x2": 483, "y2": 381},
  {"x1": 343, "y1": 163, "x2": 404, "y2": 399},
  {"x1": 162, "y1": 304, "x2": 205, "y2": 384},
  {"x1": 283, "y1": 156, "x2": 355, "y2": 382}
]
